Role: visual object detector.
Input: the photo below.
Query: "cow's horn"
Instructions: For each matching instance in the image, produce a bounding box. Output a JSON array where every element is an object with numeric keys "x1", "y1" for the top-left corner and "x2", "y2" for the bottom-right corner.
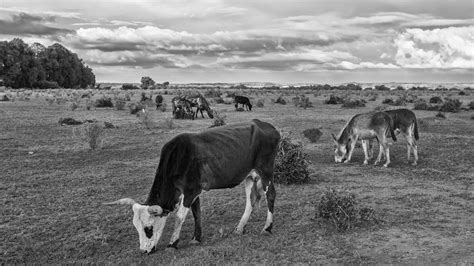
[
  {"x1": 103, "y1": 198, "x2": 137, "y2": 206},
  {"x1": 147, "y1": 205, "x2": 163, "y2": 216}
]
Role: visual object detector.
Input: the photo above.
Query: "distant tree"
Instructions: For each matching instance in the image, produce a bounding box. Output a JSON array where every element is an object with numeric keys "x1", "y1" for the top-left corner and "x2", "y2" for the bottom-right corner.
[
  {"x1": 140, "y1": 76, "x2": 155, "y2": 89},
  {"x1": 162, "y1": 81, "x2": 170, "y2": 87},
  {"x1": 0, "y1": 38, "x2": 95, "y2": 88}
]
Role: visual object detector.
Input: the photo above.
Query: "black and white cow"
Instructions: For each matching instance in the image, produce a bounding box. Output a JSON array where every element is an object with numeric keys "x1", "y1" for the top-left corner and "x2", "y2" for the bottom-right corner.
[{"x1": 104, "y1": 119, "x2": 280, "y2": 253}]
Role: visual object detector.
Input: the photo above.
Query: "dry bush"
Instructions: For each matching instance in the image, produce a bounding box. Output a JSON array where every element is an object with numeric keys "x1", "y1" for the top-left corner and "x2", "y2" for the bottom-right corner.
[
  {"x1": 163, "y1": 117, "x2": 175, "y2": 129},
  {"x1": 215, "y1": 97, "x2": 225, "y2": 104},
  {"x1": 293, "y1": 95, "x2": 313, "y2": 109},
  {"x1": 429, "y1": 96, "x2": 443, "y2": 104},
  {"x1": 74, "y1": 123, "x2": 105, "y2": 150},
  {"x1": 209, "y1": 111, "x2": 226, "y2": 128},
  {"x1": 256, "y1": 99, "x2": 264, "y2": 107},
  {"x1": 274, "y1": 132, "x2": 310, "y2": 185},
  {"x1": 342, "y1": 99, "x2": 366, "y2": 108},
  {"x1": 95, "y1": 97, "x2": 113, "y2": 108},
  {"x1": 138, "y1": 109, "x2": 154, "y2": 129},
  {"x1": 373, "y1": 105, "x2": 389, "y2": 112},
  {"x1": 414, "y1": 99, "x2": 431, "y2": 110},
  {"x1": 439, "y1": 98, "x2": 462, "y2": 113},
  {"x1": 236, "y1": 107, "x2": 245, "y2": 112},
  {"x1": 382, "y1": 98, "x2": 394, "y2": 105},
  {"x1": 468, "y1": 101, "x2": 474, "y2": 110},
  {"x1": 325, "y1": 94, "x2": 344, "y2": 104},
  {"x1": 316, "y1": 188, "x2": 378, "y2": 232},
  {"x1": 275, "y1": 96, "x2": 287, "y2": 105},
  {"x1": 302, "y1": 128, "x2": 322, "y2": 143},
  {"x1": 157, "y1": 101, "x2": 167, "y2": 112},
  {"x1": 114, "y1": 98, "x2": 126, "y2": 110},
  {"x1": 435, "y1": 112, "x2": 446, "y2": 119},
  {"x1": 128, "y1": 103, "x2": 145, "y2": 114},
  {"x1": 70, "y1": 102, "x2": 79, "y2": 111}
]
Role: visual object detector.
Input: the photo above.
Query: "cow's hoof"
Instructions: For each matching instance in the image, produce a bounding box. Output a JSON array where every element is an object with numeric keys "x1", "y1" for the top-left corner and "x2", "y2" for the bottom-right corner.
[
  {"x1": 261, "y1": 229, "x2": 272, "y2": 236},
  {"x1": 189, "y1": 239, "x2": 201, "y2": 245}
]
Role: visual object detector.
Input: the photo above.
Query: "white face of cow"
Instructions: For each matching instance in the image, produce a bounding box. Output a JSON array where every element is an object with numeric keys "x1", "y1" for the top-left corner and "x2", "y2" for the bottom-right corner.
[{"x1": 131, "y1": 204, "x2": 168, "y2": 253}]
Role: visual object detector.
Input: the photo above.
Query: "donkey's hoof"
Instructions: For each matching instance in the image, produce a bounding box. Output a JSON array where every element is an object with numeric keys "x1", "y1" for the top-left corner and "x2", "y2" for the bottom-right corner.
[
  {"x1": 233, "y1": 227, "x2": 244, "y2": 235},
  {"x1": 189, "y1": 239, "x2": 201, "y2": 245},
  {"x1": 411, "y1": 162, "x2": 418, "y2": 166},
  {"x1": 383, "y1": 164, "x2": 389, "y2": 168}
]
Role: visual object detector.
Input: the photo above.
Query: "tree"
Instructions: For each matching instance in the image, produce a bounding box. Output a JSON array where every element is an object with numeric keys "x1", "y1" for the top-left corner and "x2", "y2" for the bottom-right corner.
[{"x1": 140, "y1": 76, "x2": 155, "y2": 89}]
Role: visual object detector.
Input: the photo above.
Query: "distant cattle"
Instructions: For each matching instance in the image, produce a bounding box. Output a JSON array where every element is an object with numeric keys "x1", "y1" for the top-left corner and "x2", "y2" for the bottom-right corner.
[
  {"x1": 155, "y1": 95, "x2": 163, "y2": 110},
  {"x1": 332, "y1": 111, "x2": 396, "y2": 167},
  {"x1": 188, "y1": 94, "x2": 214, "y2": 119},
  {"x1": 105, "y1": 119, "x2": 280, "y2": 254},
  {"x1": 234, "y1": 96, "x2": 252, "y2": 111}
]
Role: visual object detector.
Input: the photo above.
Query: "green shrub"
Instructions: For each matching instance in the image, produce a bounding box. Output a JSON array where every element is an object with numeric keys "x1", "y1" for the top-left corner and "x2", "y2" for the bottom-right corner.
[
  {"x1": 382, "y1": 98, "x2": 394, "y2": 105},
  {"x1": 114, "y1": 99, "x2": 126, "y2": 110},
  {"x1": 256, "y1": 99, "x2": 264, "y2": 107},
  {"x1": 429, "y1": 96, "x2": 443, "y2": 104},
  {"x1": 274, "y1": 132, "x2": 310, "y2": 185},
  {"x1": 275, "y1": 96, "x2": 287, "y2": 105},
  {"x1": 74, "y1": 123, "x2": 105, "y2": 150},
  {"x1": 325, "y1": 94, "x2": 344, "y2": 104},
  {"x1": 439, "y1": 98, "x2": 462, "y2": 113},
  {"x1": 414, "y1": 99, "x2": 430, "y2": 110},
  {"x1": 95, "y1": 97, "x2": 113, "y2": 108}
]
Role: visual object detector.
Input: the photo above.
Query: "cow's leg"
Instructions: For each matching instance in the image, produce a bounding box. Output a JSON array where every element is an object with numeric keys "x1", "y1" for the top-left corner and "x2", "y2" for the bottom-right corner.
[
  {"x1": 190, "y1": 197, "x2": 202, "y2": 244},
  {"x1": 344, "y1": 136, "x2": 358, "y2": 163},
  {"x1": 361, "y1": 140, "x2": 369, "y2": 165},
  {"x1": 262, "y1": 179, "x2": 275, "y2": 234},
  {"x1": 235, "y1": 177, "x2": 254, "y2": 234},
  {"x1": 167, "y1": 196, "x2": 190, "y2": 249}
]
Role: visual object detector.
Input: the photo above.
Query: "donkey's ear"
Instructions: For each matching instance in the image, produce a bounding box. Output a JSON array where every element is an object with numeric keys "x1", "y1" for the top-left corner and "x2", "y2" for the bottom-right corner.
[{"x1": 331, "y1": 133, "x2": 338, "y2": 142}]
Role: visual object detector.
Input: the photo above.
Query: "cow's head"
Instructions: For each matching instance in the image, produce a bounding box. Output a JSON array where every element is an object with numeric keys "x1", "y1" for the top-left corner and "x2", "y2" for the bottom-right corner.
[
  {"x1": 104, "y1": 198, "x2": 168, "y2": 253},
  {"x1": 331, "y1": 133, "x2": 348, "y2": 163}
]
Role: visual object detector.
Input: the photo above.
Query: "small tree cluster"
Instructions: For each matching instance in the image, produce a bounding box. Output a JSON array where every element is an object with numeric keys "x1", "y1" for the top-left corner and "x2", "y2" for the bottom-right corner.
[
  {"x1": 342, "y1": 99, "x2": 366, "y2": 108},
  {"x1": 274, "y1": 132, "x2": 310, "y2": 184},
  {"x1": 324, "y1": 94, "x2": 345, "y2": 104},
  {"x1": 209, "y1": 111, "x2": 226, "y2": 128}
]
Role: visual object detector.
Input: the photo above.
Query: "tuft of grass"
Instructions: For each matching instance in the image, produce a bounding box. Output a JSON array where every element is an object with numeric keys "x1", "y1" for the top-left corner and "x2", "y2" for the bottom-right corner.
[
  {"x1": 435, "y1": 112, "x2": 446, "y2": 119},
  {"x1": 256, "y1": 99, "x2": 264, "y2": 107},
  {"x1": 74, "y1": 122, "x2": 105, "y2": 150},
  {"x1": 316, "y1": 188, "x2": 379, "y2": 232},
  {"x1": 209, "y1": 111, "x2": 226, "y2": 128},
  {"x1": 138, "y1": 109, "x2": 154, "y2": 130},
  {"x1": 302, "y1": 128, "x2": 323, "y2": 143},
  {"x1": 342, "y1": 99, "x2": 366, "y2": 108},
  {"x1": 114, "y1": 98, "x2": 126, "y2": 110},
  {"x1": 274, "y1": 132, "x2": 310, "y2": 184},
  {"x1": 163, "y1": 117, "x2": 175, "y2": 129},
  {"x1": 70, "y1": 102, "x2": 79, "y2": 111}
]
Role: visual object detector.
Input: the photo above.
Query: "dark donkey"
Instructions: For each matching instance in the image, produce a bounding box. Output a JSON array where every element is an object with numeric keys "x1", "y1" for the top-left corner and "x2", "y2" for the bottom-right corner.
[
  {"x1": 104, "y1": 119, "x2": 280, "y2": 254},
  {"x1": 332, "y1": 111, "x2": 397, "y2": 167},
  {"x1": 234, "y1": 96, "x2": 252, "y2": 111}
]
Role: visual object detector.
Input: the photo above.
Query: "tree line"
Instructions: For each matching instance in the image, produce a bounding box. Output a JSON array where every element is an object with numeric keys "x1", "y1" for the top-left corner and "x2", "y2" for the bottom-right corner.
[{"x1": 0, "y1": 38, "x2": 95, "y2": 89}]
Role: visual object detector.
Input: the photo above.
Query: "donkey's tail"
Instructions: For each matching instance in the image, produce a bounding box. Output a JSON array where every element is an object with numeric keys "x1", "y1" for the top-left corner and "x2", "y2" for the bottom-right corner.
[
  {"x1": 388, "y1": 117, "x2": 397, "y2": 142},
  {"x1": 413, "y1": 117, "x2": 419, "y2": 141}
]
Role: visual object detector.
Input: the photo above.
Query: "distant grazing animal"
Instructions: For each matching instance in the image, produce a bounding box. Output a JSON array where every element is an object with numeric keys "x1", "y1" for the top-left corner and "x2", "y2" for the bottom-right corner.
[
  {"x1": 234, "y1": 96, "x2": 252, "y2": 111},
  {"x1": 104, "y1": 119, "x2": 280, "y2": 254},
  {"x1": 332, "y1": 111, "x2": 396, "y2": 167},
  {"x1": 155, "y1": 95, "x2": 163, "y2": 109},
  {"x1": 187, "y1": 94, "x2": 214, "y2": 119},
  {"x1": 171, "y1": 96, "x2": 195, "y2": 119},
  {"x1": 140, "y1": 92, "x2": 152, "y2": 102}
]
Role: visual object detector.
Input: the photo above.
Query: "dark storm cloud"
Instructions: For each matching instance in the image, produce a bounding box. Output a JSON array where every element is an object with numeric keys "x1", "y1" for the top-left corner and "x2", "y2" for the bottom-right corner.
[{"x1": 0, "y1": 12, "x2": 73, "y2": 36}]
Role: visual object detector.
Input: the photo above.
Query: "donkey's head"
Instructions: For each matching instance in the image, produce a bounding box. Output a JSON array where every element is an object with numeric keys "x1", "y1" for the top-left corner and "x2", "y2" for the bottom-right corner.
[{"x1": 331, "y1": 133, "x2": 350, "y2": 163}]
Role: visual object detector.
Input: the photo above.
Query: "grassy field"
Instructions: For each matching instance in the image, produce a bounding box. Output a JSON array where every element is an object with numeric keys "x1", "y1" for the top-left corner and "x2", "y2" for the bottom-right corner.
[{"x1": 1, "y1": 88, "x2": 473, "y2": 264}]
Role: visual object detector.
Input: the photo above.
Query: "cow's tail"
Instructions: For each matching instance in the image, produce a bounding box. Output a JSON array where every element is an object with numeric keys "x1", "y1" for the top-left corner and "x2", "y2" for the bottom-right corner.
[{"x1": 413, "y1": 117, "x2": 419, "y2": 141}]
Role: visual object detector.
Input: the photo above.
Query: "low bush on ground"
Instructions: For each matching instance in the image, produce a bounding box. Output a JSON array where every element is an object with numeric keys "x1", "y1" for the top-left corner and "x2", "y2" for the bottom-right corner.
[
  {"x1": 435, "y1": 112, "x2": 446, "y2": 119},
  {"x1": 430, "y1": 96, "x2": 443, "y2": 104},
  {"x1": 215, "y1": 97, "x2": 225, "y2": 104},
  {"x1": 316, "y1": 188, "x2": 379, "y2": 232},
  {"x1": 468, "y1": 101, "x2": 474, "y2": 110},
  {"x1": 274, "y1": 132, "x2": 310, "y2": 185},
  {"x1": 439, "y1": 98, "x2": 462, "y2": 113},
  {"x1": 342, "y1": 99, "x2": 366, "y2": 108},
  {"x1": 325, "y1": 94, "x2": 344, "y2": 104},
  {"x1": 74, "y1": 122, "x2": 105, "y2": 150},
  {"x1": 128, "y1": 103, "x2": 145, "y2": 114},
  {"x1": 121, "y1": 84, "x2": 140, "y2": 90},
  {"x1": 138, "y1": 109, "x2": 154, "y2": 130},
  {"x1": 275, "y1": 96, "x2": 287, "y2": 105},
  {"x1": 382, "y1": 98, "x2": 394, "y2": 105},
  {"x1": 256, "y1": 99, "x2": 264, "y2": 107},
  {"x1": 204, "y1": 88, "x2": 222, "y2": 98},
  {"x1": 209, "y1": 111, "x2": 226, "y2": 128},
  {"x1": 70, "y1": 102, "x2": 79, "y2": 111},
  {"x1": 114, "y1": 98, "x2": 126, "y2": 110},
  {"x1": 293, "y1": 95, "x2": 313, "y2": 109},
  {"x1": 302, "y1": 128, "x2": 323, "y2": 143},
  {"x1": 95, "y1": 97, "x2": 113, "y2": 108}
]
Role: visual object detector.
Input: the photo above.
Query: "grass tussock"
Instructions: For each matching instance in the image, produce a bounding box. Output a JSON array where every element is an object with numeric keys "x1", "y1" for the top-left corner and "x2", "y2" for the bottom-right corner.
[
  {"x1": 94, "y1": 97, "x2": 113, "y2": 108},
  {"x1": 74, "y1": 122, "x2": 105, "y2": 150},
  {"x1": 317, "y1": 188, "x2": 379, "y2": 232},
  {"x1": 256, "y1": 99, "x2": 264, "y2": 107},
  {"x1": 138, "y1": 109, "x2": 154, "y2": 129},
  {"x1": 274, "y1": 132, "x2": 310, "y2": 185},
  {"x1": 342, "y1": 99, "x2": 366, "y2": 108},
  {"x1": 209, "y1": 111, "x2": 226, "y2": 128},
  {"x1": 302, "y1": 128, "x2": 323, "y2": 143}
]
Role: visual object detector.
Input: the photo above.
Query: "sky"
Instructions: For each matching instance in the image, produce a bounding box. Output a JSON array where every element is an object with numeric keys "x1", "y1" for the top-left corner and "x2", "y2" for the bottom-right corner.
[{"x1": 0, "y1": 0, "x2": 473, "y2": 84}]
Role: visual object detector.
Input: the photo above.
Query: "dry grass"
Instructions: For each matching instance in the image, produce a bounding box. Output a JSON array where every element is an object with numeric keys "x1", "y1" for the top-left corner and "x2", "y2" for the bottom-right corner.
[{"x1": 73, "y1": 122, "x2": 106, "y2": 150}]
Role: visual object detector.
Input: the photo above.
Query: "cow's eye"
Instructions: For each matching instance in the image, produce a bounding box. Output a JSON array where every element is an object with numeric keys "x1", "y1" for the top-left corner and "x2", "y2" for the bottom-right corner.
[{"x1": 144, "y1": 226, "x2": 153, "y2": 238}]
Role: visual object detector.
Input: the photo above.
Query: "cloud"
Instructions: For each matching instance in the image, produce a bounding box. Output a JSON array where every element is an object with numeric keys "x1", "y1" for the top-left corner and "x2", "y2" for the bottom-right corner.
[
  {"x1": 394, "y1": 26, "x2": 474, "y2": 68},
  {"x1": 0, "y1": 12, "x2": 73, "y2": 36}
]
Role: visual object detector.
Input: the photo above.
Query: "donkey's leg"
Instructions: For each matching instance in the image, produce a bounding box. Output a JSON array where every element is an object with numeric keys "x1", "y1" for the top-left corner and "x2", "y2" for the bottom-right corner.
[
  {"x1": 190, "y1": 197, "x2": 202, "y2": 244},
  {"x1": 345, "y1": 136, "x2": 358, "y2": 163},
  {"x1": 383, "y1": 141, "x2": 390, "y2": 167},
  {"x1": 168, "y1": 195, "x2": 190, "y2": 249},
  {"x1": 362, "y1": 140, "x2": 369, "y2": 165},
  {"x1": 406, "y1": 129, "x2": 418, "y2": 165},
  {"x1": 235, "y1": 176, "x2": 255, "y2": 234},
  {"x1": 374, "y1": 141, "x2": 383, "y2": 166}
]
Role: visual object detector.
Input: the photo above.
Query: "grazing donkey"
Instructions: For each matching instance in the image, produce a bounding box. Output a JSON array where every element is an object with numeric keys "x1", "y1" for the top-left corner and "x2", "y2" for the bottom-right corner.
[{"x1": 332, "y1": 111, "x2": 397, "y2": 167}]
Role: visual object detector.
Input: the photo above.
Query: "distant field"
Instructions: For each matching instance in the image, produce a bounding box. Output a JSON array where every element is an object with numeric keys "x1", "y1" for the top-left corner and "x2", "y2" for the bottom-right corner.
[{"x1": 1, "y1": 88, "x2": 473, "y2": 264}]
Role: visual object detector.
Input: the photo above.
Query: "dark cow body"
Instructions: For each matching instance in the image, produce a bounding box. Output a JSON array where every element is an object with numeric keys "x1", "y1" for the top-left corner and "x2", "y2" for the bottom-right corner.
[
  {"x1": 234, "y1": 96, "x2": 252, "y2": 111},
  {"x1": 105, "y1": 119, "x2": 280, "y2": 253},
  {"x1": 155, "y1": 95, "x2": 163, "y2": 109},
  {"x1": 385, "y1": 109, "x2": 419, "y2": 165}
]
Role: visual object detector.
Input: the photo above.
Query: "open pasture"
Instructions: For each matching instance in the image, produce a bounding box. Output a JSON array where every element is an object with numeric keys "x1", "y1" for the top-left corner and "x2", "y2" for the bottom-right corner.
[{"x1": 1, "y1": 88, "x2": 473, "y2": 264}]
